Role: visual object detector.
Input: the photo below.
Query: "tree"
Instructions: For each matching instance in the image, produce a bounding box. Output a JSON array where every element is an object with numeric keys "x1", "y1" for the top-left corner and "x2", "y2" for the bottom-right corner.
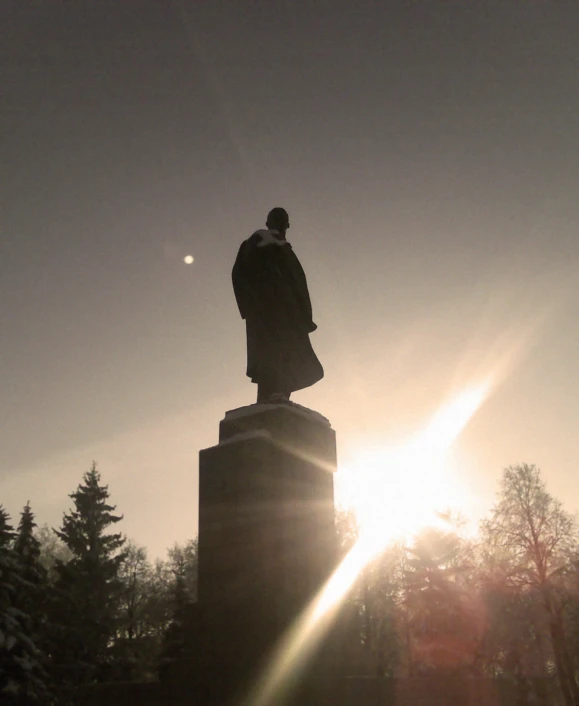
[
  {"x1": 34, "y1": 524, "x2": 72, "y2": 584},
  {"x1": 477, "y1": 559, "x2": 555, "y2": 706},
  {"x1": 117, "y1": 542, "x2": 151, "y2": 643},
  {"x1": 358, "y1": 543, "x2": 402, "y2": 677},
  {"x1": 13, "y1": 503, "x2": 46, "y2": 594},
  {"x1": 561, "y1": 554, "x2": 579, "y2": 697},
  {"x1": 334, "y1": 507, "x2": 401, "y2": 677},
  {"x1": 51, "y1": 463, "x2": 127, "y2": 686},
  {"x1": 0, "y1": 506, "x2": 48, "y2": 703},
  {"x1": 335, "y1": 507, "x2": 359, "y2": 556},
  {"x1": 166, "y1": 539, "x2": 198, "y2": 606},
  {"x1": 482, "y1": 463, "x2": 579, "y2": 706},
  {"x1": 402, "y1": 525, "x2": 483, "y2": 676},
  {"x1": 113, "y1": 542, "x2": 161, "y2": 681},
  {"x1": 0, "y1": 506, "x2": 15, "y2": 547},
  {"x1": 158, "y1": 540, "x2": 199, "y2": 677},
  {"x1": 140, "y1": 558, "x2": 175, "y2": 641}
]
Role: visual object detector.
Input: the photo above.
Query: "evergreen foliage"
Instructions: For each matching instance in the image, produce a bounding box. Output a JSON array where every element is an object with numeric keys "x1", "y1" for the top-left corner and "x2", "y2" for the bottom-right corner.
[
  {"x1": 14, "y1": 503, "x2": 46, "y2": 594},
  {"x1": 0, "y1": 506, "x2": 15, "y2": 547},
  {"x1": 51, "y1": 463, "x2": 127, "y2": 687},
  {"x1": 0, "y1": 506, "x2": 49, "y2": 703}
]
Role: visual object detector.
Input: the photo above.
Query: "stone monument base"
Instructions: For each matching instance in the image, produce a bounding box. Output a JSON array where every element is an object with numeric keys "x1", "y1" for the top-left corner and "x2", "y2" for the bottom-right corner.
[{"x1": 165, "y1": 401, "x2": 339, "y2": 704}]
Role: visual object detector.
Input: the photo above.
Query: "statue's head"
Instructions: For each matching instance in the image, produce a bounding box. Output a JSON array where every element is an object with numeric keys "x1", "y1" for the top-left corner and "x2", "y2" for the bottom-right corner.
[{"x1": 266, "y1": 207, "x2": 290, "y2": 234}]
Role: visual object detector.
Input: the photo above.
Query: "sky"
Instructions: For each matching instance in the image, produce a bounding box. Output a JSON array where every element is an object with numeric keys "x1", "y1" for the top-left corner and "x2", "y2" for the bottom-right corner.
[{"x1": 2, "y1": 0, "x2": 579, "y2": 559}]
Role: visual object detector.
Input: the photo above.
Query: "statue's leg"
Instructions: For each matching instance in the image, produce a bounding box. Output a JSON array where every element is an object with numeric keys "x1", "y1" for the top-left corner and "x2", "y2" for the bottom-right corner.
[
  {"x1": 257, "y1": 382, "x2": 272, "y2": 403},
  {"x1": 257, "y1": 379, "x2": 291, "y2": 403}
]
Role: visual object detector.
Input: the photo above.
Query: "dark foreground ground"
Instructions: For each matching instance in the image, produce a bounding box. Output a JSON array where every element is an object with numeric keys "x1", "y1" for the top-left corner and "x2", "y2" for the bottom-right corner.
[{"x1": 74, "y1": 675, "x2": 560, "y2": 706}]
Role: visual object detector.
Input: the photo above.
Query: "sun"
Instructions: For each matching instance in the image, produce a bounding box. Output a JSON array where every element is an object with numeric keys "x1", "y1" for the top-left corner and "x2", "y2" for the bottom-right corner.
[
  {"x1": 249, "y1": 382, "x2": 490, "y2": 706},
  {"x1": 338, "y1": 444, "x2": 465, "y2": 552},
  {"x1": 336, "y1": 382, "x2": 489, "y2": 551}
]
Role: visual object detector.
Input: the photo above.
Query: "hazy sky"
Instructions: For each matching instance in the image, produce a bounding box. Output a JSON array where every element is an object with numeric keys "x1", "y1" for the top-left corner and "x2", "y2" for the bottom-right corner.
[{"x1": 2, "y1": 0, "x2": 579, "y2": 559}]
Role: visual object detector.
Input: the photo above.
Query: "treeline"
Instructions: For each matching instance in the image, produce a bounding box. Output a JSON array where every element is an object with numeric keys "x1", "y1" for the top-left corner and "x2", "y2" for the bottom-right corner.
[
  {"x1": 0, "y1": 463, "x2": 197, "y2": 704},
  {"x1": 2, "y1": 462, "x2": 579, "y2": 706},
  {"x1": 339, "y1": 463, "x2": 579, "y2": 706}
]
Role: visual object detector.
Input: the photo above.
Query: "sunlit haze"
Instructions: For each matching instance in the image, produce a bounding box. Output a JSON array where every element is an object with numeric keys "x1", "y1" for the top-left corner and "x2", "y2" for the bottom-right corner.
[{"x1": 336, "y1": 382, "x2": 489, "y2": 549}]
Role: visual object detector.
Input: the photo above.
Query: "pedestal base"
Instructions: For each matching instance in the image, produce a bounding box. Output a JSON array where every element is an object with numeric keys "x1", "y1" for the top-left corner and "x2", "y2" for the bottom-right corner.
[{"x1": 167, "y1": 402, "x2": 338, "y2": 703}]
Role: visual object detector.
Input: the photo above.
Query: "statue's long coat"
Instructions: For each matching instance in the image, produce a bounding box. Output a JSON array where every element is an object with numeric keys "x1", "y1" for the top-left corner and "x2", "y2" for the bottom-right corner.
[{"x1": 232, "y1": 229, "x2": 323, "y2": 393}]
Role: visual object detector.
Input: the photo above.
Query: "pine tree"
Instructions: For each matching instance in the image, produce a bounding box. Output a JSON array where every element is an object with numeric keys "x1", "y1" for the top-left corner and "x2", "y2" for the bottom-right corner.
[
  {"x1": 14, "y1": 503, "x2": 45, "y2": 591},
  {"x1": 0, "y1": 506, "x2": 48, "y2": 703},
  {"x1": 51, "y1": 463, "x2": 127, "y2": 686},
  {"x1": 13, "y1": 503, "x2": 50, "y2": 683},
  {"x1": 0, "y1": 506, "x2": 15, "y2": 547}
]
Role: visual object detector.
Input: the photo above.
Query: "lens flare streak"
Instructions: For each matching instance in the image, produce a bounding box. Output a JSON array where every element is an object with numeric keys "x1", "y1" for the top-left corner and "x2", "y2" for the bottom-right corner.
[
  {"x1": 249, "y1": 381, "x2": 491, "y2": 706},
  {"x1": 249, "y1": 539, "x2": 378, "y2": 706}
]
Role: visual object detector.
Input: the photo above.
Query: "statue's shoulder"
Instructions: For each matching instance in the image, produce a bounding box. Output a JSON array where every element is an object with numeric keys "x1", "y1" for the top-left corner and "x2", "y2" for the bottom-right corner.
[
  {"x1": 252, "y1": 229, "x2": 289, "y2": 249},
  {"x1": 235, "y1": 232, "x2": 261, "y2": 260},
  {"x1": 239, "y1": 231, "x2": 288, "y2": 268},
  {"x1": 247, "y1": 230, "x2": 266, "y2": 246}
]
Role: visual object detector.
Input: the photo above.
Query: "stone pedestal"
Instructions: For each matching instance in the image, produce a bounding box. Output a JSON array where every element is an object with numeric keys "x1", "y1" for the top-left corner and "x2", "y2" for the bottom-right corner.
[{"x1": 188, "y1": 402, "x2": 338, "y2": 703}]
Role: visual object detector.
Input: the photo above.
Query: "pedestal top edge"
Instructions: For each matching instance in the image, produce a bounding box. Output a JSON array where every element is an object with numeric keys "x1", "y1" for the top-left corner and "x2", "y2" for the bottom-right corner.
[{"x1": 224, "y1": 401, "x2": 331, "y2": 428}]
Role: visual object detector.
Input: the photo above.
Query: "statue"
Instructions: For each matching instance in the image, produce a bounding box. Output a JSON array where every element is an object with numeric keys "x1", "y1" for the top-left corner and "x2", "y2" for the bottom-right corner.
[{"x1": 232, "y1": 207, "x2": 324, "y2": 403}]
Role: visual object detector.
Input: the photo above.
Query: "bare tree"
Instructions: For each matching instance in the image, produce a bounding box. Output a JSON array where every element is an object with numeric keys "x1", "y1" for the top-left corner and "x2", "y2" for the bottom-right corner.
[{"x1": 482, "y1": 464, "x2": 579, "y2": 706}]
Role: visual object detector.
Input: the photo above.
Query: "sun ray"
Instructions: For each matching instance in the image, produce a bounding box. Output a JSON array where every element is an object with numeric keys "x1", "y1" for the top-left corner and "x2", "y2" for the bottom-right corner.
[{"x1": 249, "y1": 381, "x2": 491, "y2": 705}]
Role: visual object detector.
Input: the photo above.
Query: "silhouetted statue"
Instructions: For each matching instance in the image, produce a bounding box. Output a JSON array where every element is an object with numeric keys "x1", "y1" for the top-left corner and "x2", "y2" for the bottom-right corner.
[{"x1": 232, "y1": 207, "x2": 324, "y2": 403}]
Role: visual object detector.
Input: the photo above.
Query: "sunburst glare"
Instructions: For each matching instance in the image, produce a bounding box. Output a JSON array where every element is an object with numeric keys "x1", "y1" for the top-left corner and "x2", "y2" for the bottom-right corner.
[
  {"x1": 337, "y1": 380, "x2": 490, "y2": 552},
  {"x1": 249, "y1": 381, "x2": 490, "y2": 706}
]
